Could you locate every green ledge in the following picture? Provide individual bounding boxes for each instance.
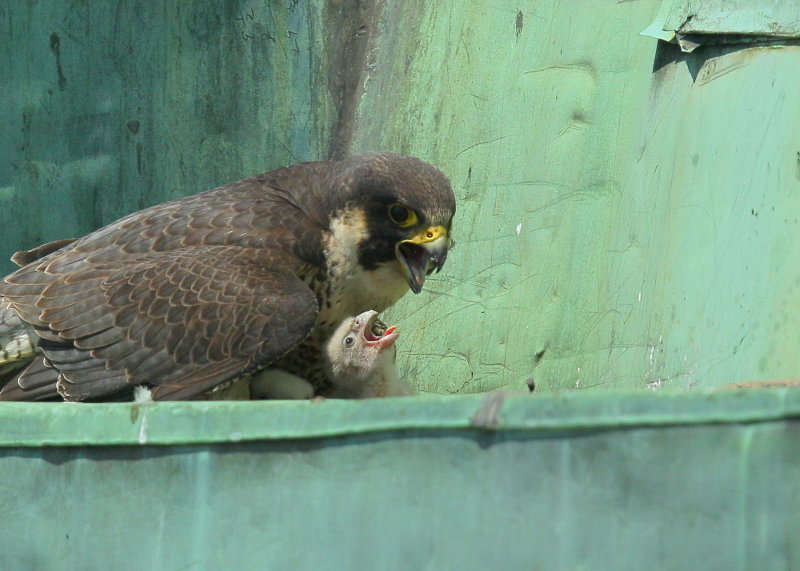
[1,389,799,447]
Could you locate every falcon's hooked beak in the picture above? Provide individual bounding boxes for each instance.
[396,226,449,294]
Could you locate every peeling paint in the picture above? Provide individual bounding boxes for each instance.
[643,0,800,52]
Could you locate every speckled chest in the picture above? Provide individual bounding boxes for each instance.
[274,257,407,393]
[271,266,352,391]
[273,208,410,393]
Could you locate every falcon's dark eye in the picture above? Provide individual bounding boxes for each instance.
[343,334,356,348]
[387,203,418,228]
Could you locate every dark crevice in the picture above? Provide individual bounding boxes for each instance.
[49,32,67,90]
[323,0,383,160]
[653,37,800,79]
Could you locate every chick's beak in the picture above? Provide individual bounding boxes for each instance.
[396,225,449,294]
[362,311,399,351]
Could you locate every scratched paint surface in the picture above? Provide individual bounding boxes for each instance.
[3,1,800,393]
[353,2,800,393]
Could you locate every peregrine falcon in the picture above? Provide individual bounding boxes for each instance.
[0,152,455,401]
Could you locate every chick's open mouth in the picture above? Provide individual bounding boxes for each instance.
[363,314,399,348]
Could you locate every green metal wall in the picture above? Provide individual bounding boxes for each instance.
[2,391,800,569]
[3,0,800,394]
[3,4,800,569]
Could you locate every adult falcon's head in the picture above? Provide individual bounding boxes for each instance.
[321,152,456,297]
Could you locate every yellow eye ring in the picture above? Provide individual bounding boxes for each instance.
[388,203,418,227]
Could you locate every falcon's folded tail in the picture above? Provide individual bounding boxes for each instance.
[0,299,39,374]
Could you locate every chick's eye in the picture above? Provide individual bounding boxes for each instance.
[388,203,418,227]
[343,335,356,348]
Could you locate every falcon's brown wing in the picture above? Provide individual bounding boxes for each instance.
[0,246,318,401]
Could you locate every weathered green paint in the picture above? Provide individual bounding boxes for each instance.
[660,0,800,37]
[3,4,800,569]
[2,0,800,395]
[351,1,800,393]
[1,391,800,569]
[1,1,336,272]
[2,389,800,447]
